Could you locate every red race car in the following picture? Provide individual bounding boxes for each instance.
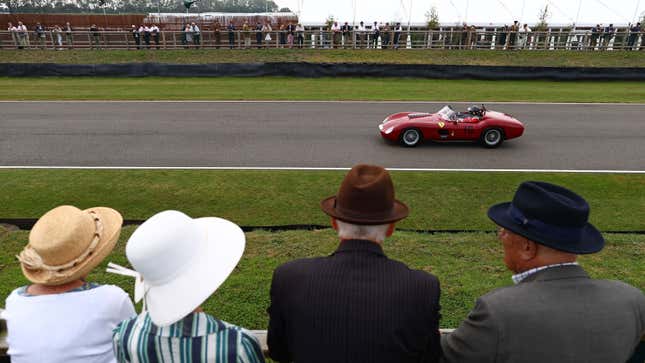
[379,105,524,148]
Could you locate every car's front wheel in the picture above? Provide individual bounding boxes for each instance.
[400,128,422,147]
[480,128,504,148]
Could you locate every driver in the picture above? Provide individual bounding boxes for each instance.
[467,106,484,117]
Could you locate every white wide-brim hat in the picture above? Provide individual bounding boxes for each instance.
[125,210,245,327]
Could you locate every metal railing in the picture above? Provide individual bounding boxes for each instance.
[0,29,643,51]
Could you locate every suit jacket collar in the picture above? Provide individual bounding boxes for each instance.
[333,239,386,257]
[521,264,590,283]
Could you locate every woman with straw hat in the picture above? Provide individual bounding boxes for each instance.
[2,205,136,363]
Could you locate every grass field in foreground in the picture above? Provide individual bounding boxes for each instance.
[1,170,643,231]
[2,77,645,102]
[2,49,645,68]
[0,227,642,329]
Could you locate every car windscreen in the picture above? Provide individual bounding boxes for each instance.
[437,106,456,121]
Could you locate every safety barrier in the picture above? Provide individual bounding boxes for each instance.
[1,29,643,51]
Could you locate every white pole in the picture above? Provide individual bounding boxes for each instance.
[575,0,582,28]
[633,0,642,23]
[520,0,526,23]
[408,0,412,32]
[464,0,469,23]
[352,0,357,27]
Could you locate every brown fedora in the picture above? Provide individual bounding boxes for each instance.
[18,205,123,286]
[320,164,409,225]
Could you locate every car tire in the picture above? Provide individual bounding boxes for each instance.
[400,128,422,147]
[480,128,504,148]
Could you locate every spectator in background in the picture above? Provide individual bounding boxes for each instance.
[131,24,140,49]
[7,22,17,49]
[382,22,391,48]
[498,25,508,49]
[191,22,200,47]
[441,181,645,362]
[508,20,519,50]
[65,22,73,49]
[213,20,221,48]
[331,21,340,48]
[460,23,469,49]
[393,22,402,49]
[150,24,160,49]
[242,21,251,48]
[142,24,151,49]
[341,21,351,48]
[267,164,442,363]
[35,22,46,49]
[16,21,28,49]
[602,23,615,49]
[227,22,235,49]
[183,23,192,48]
[255,22,263,48]
[52,25,63,50]
[372,21,380,48]
[279,23,286,48]
[518,23,531,49]
[287,22,295,48]
[627,22,641,49]
[591,24,601,49]
[90,24,100,49]
[296,23,305,48]
[111,210,265,363]
[357,20,365,48]
[262,22,272,48]
[2,205,135,363]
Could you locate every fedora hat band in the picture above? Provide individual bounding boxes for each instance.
[18,211,103,274]
[508,205,582,242]
[335,199,395,221]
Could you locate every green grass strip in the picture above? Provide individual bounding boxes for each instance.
[1,227,642,329]
[2,49,645,68]
[1,77,645,102]
[0,170,643,231]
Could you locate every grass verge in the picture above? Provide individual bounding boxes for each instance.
[1,77,645,102]
[1,227,643,329]
[1,49,644,68]
[0,170,643,231]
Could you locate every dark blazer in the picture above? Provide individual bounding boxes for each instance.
[267,239,441,363]
[441,265,645,363]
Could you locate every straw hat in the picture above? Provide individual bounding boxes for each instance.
[125,210,245,327]
[18,205,123,286]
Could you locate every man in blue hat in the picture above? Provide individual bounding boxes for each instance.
[441,181,645,363]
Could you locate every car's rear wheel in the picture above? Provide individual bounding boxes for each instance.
[480,128,504,148]
[400,128,422,147]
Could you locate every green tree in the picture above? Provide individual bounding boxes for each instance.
[425,6,439,29]
[535,4,550,31]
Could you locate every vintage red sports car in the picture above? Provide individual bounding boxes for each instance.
[378,105,524,148]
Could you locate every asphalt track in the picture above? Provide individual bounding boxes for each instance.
[1,101,644,171]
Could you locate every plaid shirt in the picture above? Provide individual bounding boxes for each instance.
[113,312,264,363]
[512,262,579,284]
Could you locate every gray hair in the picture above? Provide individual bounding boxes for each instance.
[336,220,390,243]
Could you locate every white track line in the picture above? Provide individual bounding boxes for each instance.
[1,100,645,106]
[0,166,643,173]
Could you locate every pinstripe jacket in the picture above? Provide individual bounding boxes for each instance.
[267,239,442,363]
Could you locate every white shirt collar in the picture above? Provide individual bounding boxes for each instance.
[512,262,579,284]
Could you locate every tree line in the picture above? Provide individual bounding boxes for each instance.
[3,0,290,14]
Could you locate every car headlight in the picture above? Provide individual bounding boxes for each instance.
[381,117,389,124]
[384,127,394,134]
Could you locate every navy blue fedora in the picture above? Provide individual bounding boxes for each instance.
[487,181,604,254]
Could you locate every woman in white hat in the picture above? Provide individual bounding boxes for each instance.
[111,210,264,363]
[2,205,136,363]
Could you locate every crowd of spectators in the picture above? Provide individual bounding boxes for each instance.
[2,19,644,50]
[1,164,644,363]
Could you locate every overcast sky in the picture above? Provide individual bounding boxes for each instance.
[275,0,644,26]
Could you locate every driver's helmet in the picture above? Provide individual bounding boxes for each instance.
[467,106,483,117]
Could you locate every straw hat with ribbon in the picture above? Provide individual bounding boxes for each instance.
[107,210,245,327]
[18,205,123,286]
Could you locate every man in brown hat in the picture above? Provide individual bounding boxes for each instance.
[267,164,441,363]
